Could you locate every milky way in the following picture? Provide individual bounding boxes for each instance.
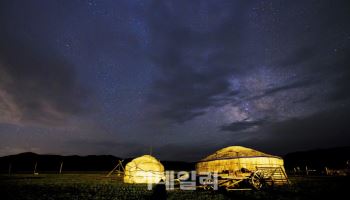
[0,0,350,161]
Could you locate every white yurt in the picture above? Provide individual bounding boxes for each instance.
[124,155,165,184]
[196,146,288,184]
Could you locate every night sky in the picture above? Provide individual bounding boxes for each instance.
[1,0,350,161]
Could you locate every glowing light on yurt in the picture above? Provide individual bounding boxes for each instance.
[196,146,288,184]
[124,155,165,184]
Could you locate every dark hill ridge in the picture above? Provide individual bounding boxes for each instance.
[283,146,350,169]
[0,152,121,172]
[0,152,195,173]
[0,146,349,173]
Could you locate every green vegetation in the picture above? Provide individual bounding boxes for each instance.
[0,174,349,200]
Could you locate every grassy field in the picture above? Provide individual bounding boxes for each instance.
[0,173,349,200]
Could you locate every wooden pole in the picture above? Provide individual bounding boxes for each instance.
[119,160,125,172]
[34,162,37,174]
[117,160,125,176]
[106,160,124,177]
[305,166,308,176]
[59,161,63,174]
[106,163,119,177]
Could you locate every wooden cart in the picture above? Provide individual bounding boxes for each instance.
[197,166,289,191]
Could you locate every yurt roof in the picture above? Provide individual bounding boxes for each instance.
[125,155,164,171]
[200,146,282,162]
[130,155,160,163]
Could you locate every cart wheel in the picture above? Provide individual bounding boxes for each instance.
[249,170,264,190]
[204,185,214,190]
[203,178,214,190]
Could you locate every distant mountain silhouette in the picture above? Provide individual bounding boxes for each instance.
[1,146,349,173]
[283,146,350,170]
[0,152,121,173]
[0,153,194,173]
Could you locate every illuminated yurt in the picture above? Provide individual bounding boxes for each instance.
[196,146,287,182]
[124,155,165,184]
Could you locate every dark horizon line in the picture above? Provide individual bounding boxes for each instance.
[2,145,350,161]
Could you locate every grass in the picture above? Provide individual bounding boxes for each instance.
[0,173,349,200]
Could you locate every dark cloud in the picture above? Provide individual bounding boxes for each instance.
[277,46,316,67]
[0,8,90,125]
[248,104,350,154]
[151,67,234,123]
[241,79,316,104]
[292,95,313,104]
[264,79,315,95]
[1,0,350,160]
[147,1,252,123]
[220,120,266,132]
[328,47,350,102]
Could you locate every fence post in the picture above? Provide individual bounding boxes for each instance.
[59,161,63,174]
